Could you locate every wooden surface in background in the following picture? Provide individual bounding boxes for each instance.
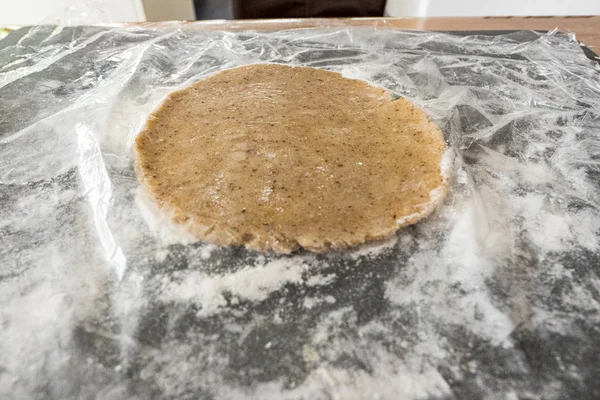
[129,16,600,52]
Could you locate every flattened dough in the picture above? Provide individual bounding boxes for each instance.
[135,64,447,253]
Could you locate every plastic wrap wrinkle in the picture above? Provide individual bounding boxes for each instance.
[1,25,600,399]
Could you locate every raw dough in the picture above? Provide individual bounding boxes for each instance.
[135,64,447,253]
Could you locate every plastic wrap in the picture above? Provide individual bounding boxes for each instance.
[1,25,600,399]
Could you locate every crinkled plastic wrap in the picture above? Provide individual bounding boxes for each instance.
[1,24,600,399]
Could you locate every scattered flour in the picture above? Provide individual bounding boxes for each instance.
[260,186,273,202]
[155,249,169,262]
[347,237,398,259]
[386,190,516,347]
[306,274,337,287]
[200,244,218,260]
[303,297,319,310]
[162,258,310,316]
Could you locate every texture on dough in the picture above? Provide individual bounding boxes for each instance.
[135,64,447,253]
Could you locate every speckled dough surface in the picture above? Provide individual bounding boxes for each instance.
[135,64,447,253]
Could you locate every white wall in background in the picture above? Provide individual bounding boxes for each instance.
[0,0,146,25]
[386,0,600,17]
[142,0,195,22]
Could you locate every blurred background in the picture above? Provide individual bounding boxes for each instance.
[0,0,599,25]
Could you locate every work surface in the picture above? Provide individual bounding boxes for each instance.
[1,23,600,399]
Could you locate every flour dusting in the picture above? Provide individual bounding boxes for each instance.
[162,258,310,316]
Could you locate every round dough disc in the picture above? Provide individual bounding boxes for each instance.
[135,64,447,253]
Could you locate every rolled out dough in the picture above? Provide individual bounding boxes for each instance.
[135,64,447,253]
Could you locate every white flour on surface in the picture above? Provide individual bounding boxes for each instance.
[162,258,310,316]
